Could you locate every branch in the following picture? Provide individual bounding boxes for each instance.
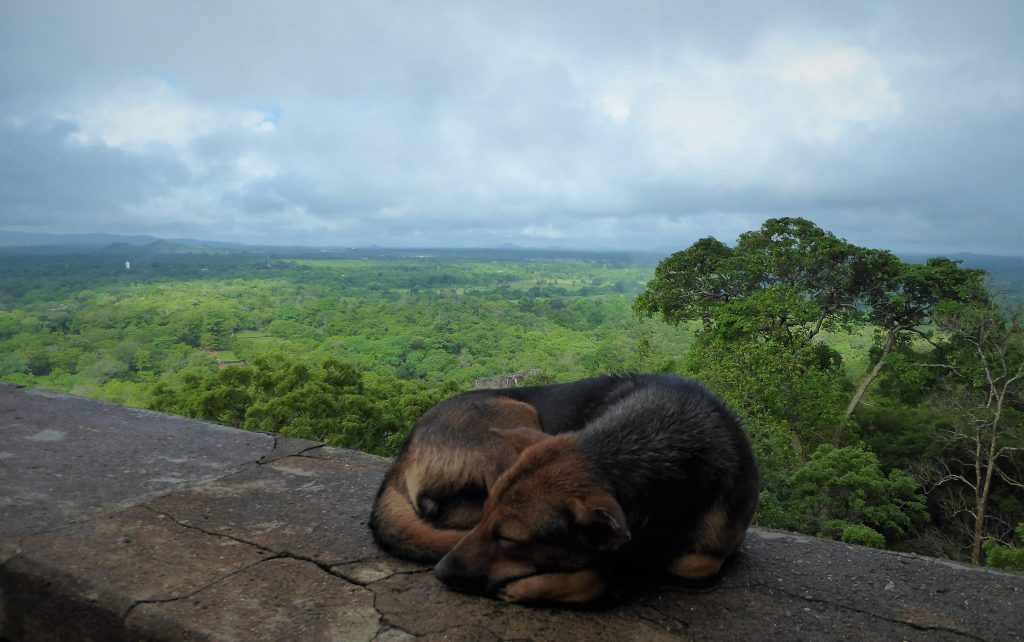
[910,327,943,350]
[994,466,1024,489]
[922,463,977,493]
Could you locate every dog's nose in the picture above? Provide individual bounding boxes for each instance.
[434,553,487,594]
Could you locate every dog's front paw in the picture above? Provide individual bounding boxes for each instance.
[497,569,607,605]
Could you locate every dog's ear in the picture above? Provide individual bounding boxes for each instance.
[482,426,551,487]
[571,493,631,551]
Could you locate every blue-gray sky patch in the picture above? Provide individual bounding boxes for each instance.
[0,1,1021,254]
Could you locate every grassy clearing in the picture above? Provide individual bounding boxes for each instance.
[823,325,877,380]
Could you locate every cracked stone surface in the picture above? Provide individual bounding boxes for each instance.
[0,384,282,544]
[147,449,402,569]
[126,558,380,641]
[1,506,272,641]
[2,384,1024,641]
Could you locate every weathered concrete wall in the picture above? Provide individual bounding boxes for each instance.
[1,384,1022,641]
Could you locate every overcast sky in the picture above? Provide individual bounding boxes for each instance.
[1,1,1021,254]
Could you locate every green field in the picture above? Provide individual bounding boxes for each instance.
[0,250,689,404]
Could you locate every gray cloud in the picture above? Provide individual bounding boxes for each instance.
[0,1,1021,254]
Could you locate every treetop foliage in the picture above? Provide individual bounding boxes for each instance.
[634,217,988,343]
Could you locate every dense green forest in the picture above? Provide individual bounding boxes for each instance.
[1,220,1021,571]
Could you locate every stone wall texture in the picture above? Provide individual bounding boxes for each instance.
[1,384,1022,641]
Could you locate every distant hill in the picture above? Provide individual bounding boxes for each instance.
[0,231,247,254]
[1,230,1018,276]
[0,231,666,264]
[899,252,1023,303]
[0,231,161,248]
[898,251,1024,269]
[0,230,247,251]
[98,240,233,256]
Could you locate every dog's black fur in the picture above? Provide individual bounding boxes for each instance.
[432,374,760,603]
[575,375,759,568]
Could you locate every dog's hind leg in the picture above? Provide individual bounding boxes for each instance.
[668,501,748,581]
[666,553,724,581]
[498,569,607,605]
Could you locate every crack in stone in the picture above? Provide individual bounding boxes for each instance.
[371,584,423,640]
[359,567,434,587]
[256,435,281,464]
[765,583,988,641]
[634,603,691,636]
[295,444,327,457]
[255,437,325,465]
[136,506,393,641]
[140,504,417,599]
[141,504,279,555]
[141,505,350,583]
[121,553,286,621]
[366,577,506,642]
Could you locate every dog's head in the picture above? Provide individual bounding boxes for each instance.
[434,436,630,602]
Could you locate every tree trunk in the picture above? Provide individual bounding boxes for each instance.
[835,328,898,445]
[845,328,897,418]
[970,429,999,565]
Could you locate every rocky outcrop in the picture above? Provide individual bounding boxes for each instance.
[472,369,543,389]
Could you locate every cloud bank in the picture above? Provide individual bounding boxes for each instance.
[1,1,1021,254]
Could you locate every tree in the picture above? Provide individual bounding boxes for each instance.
[148,352,463,456]
[635,218,993,447]
[845,254,988,420]
[634,218,866,344]
[0,311,20,338]
[921,304,1024,564]
[983,522,1024,572]
[635,218,867,448]
[781,444,929,548]
[685,331,847,459]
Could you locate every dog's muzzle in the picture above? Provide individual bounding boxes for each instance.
[434,553,489,595]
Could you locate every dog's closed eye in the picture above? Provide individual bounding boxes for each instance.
[491,526,526,545]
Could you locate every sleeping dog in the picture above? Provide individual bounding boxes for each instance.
[369,375,643,561]
[372,374,759,604]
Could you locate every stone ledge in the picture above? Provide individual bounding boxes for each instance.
[1,383,1022,641]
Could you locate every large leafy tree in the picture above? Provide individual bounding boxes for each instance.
[634,217,867,344]
[635,218,868,449]
[846,253,988,420]
[635,217,988,446]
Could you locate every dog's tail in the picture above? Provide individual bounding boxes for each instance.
[369,481,467,562]
[369,395,551,562]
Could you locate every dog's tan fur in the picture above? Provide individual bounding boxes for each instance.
[369,394,549,562]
